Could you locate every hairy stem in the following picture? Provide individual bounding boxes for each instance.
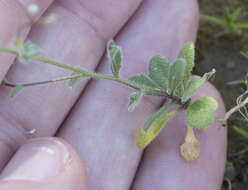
[0,46,184,105]
[2,74,83,87]
[217,96,248,123]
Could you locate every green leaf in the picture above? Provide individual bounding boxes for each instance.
[224,8,232,22]
[68,71,86,88]
[231,8,241,22]
[182,77,204,103]
[225,161,233,168]
[200,14,225,27]
[19,42,40,64]
[168,58,186,93]
[241,51,248,60]
[181,69,216,101]
[128,74,159,89]
[128,91,143,112]
[178,43,195,86]
[13,39,23,49]
[186,96,218,128]
[232,126,248,140]
[11,85,24,98]
[136,102,178,148]
[107,40,122,78]
[149,55,170,89]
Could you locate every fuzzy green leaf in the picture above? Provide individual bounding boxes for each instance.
[11,85,24,98]
[128,74,159,89]
[107,40,122,78]
[182,77,204,103]
[186,96,218,128]
[13,39,23,49]
[136,103,178,148]
[178,43,195,86]
[182,69,216,102]
[128,91,143,112]
[149,55,170,89]
[168,58,186,93]
[19,42,40,64]
[68,71,86,88]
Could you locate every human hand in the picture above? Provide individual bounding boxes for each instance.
[0,0,226,189]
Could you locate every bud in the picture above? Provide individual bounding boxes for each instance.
[180,126,200,162]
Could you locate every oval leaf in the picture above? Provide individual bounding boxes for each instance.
[149,55,170,89]
[128,91,143,112]
[168,58,186,93]
[136,103,178,148]
[128,74,159,90]
[19,42,40,64]
[178,43,195,86]
[68,71,86,88]
[186,96,218,128]
[182,77,204,103]
[11,85,24,98]
[107,40,122,78]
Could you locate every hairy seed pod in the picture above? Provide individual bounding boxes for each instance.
[180,126,200,162]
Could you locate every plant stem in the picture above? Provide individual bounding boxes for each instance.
[0,46,184,105]
[227,79,247,86]
[223,177,232,190]
[2,74,83,87]
[216,96,248,123]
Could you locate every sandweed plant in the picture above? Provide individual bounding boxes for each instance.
[200,8,248,37]
[0,8,247,162]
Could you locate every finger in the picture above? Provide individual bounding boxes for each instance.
[131,83,227,190]
[0,0,54,81]
[0,137,88,190]
[0,0,142,169]
[57,0,199,189]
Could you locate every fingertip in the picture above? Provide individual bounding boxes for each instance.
[0,137,88,190]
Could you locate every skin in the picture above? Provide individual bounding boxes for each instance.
[0,0,226,189]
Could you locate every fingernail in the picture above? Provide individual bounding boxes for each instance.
[0,137,70,182]
[21,0,54,22]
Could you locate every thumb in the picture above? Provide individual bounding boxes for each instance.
[0,137,88,190]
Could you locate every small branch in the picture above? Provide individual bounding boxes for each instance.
[223,177,232,190]
[0,46,185,105]
[227,79,247,86]
[217,95,248,123]
[0,47,18,55]
[2,74,83,87]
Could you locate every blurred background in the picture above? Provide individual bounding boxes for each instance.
[197,0,248,189]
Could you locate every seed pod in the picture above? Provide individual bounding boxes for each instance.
[180,126,200,162]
